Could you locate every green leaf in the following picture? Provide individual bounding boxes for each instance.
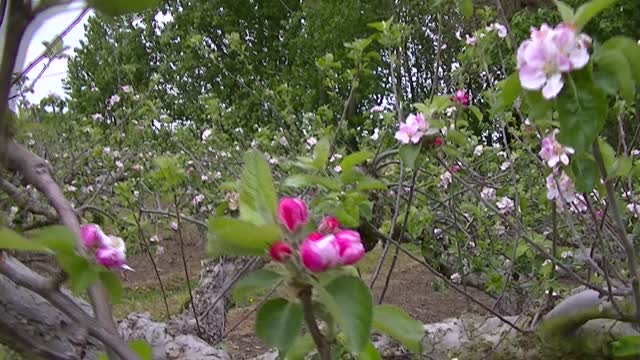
[336,207,360,228]
[33,225,76,255]
[555,1,575,23]
[399,144,420,169]
[208,218,281,257]
[239,150,278,226]
[313,138,331,170]
[358,341,382,360]
[99,270,124,304]
[468,106,483,123]
[458,0,473,18]
[571,154,599,192]
[611,335,640,356]
[285,174,341,191]
[498,73,522,111]
[255,298,304,353]
[523,90,552,124]
[88,0,157,16]
[447,129,468,147]
[341,151,373,183]
[601,37,640,84]
[593,48,635,102]
[355,178,387,192]
[611,155,633,178]
[128,339,153,360]
[0,227,46,252]
[317,276,373,354]
[372,304,423,354]
[598,137,616,174]
[574,0,619,30]
[62,256,99,294]
[285,334,315,360]
[556,83,607,154]
[232,269,283,303]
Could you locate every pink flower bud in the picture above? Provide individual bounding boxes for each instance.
[451,164,461,173]
[334,230,365,265]
[269,241,293,262]
[318,216,340,234]
[596,210,604,219]
[300,233,340,272]
[452,90,470,106]
[95,248,126,269]
[433,137,444,147]
[81,224,104,248]
[300,230,365,272]
[277,197,308,232]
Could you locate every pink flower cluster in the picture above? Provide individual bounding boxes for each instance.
[395,113,428,144]
[451,90,470,107]
[270,198,365,272]
[81,224,133,271]
[517,23,590,99]
[539,130,574,168]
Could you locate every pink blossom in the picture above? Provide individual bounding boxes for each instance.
[539,130,574,168]
[481,187,496,201]
[318,216,341,234]
[201,129,212,141]
[170,222,179,231]
[433,137,444,147]
[300,230,365,272]
[465,34,477,46]
[451,164,461,173]
[452,90,470,106]
[95,248,126,269]
[596,210,604,219]
[277,197,308,232]
[395,113,428,144]
[517,23,590,99]
[496,197,515,214]
[440,171,452,188]
[627,203,640,218]
[108,95,120,106]
[269,241,293,262]
[371,105,384,113]
[81,224,106,248]
[546,172,576,204]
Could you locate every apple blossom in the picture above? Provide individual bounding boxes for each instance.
[371,128,380,141]
[306,137,317,147]
[473,145,484,156]
[517,23,590,99]
[108,94,120,106]
[440,171,453,188]
[496,196,515,214]
[395,112,428,144]
[300,230,365,272]
[96,248,126,269]
[277,197,308,232]
[451,164,461,173]
[539,130,574,168]
[269,241,293,262]
[318,216,341,234]
[627,203,640,218]
[480,187,496,201]
[91,113,104,122]
[465,34,477,46]
[452,90,470,106]
[170,222,179,231]
[546,172,576,204]
[81,224,106,248]
[370,105,384,112]
[201,129,212,141]
[450,273,462,284]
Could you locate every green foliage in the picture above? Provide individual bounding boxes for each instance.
[232,269,283,303]
[256,298,304,354]
[610,335,640,357]
[100,270,124,304]
[0,227,47,252]
[88,0,157,16]
[372,304,424,354]
[207,218,281,257]
[239,151,278,226]
[556,81,608,154]
[399,145,420,169]
[317,276,373,354]
[574,0,620,30]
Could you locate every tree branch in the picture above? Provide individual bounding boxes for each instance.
[4,140,126,358]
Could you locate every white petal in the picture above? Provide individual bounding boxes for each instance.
[542,73,564,99]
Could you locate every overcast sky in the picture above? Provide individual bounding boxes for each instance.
[22,7,91,103]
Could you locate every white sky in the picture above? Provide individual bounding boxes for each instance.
[22,8,91,103]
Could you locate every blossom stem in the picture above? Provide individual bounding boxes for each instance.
[592,141,640,321]
[299,286,331,360]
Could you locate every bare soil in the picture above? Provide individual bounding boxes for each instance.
[120,233,493,359]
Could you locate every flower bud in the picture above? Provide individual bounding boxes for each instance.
[277,197,308,232]
[81,224,104,248]
[300,233,340,273]
[334,230,365,265]
[269,241,293,262]
[452,90,470,106]
[95,248,126,269]
[318,216,340,234]
[451,164,461,173]
[433,137,444,147]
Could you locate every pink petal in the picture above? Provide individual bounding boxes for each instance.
[519,65,546,90]
[542,73,564,99]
